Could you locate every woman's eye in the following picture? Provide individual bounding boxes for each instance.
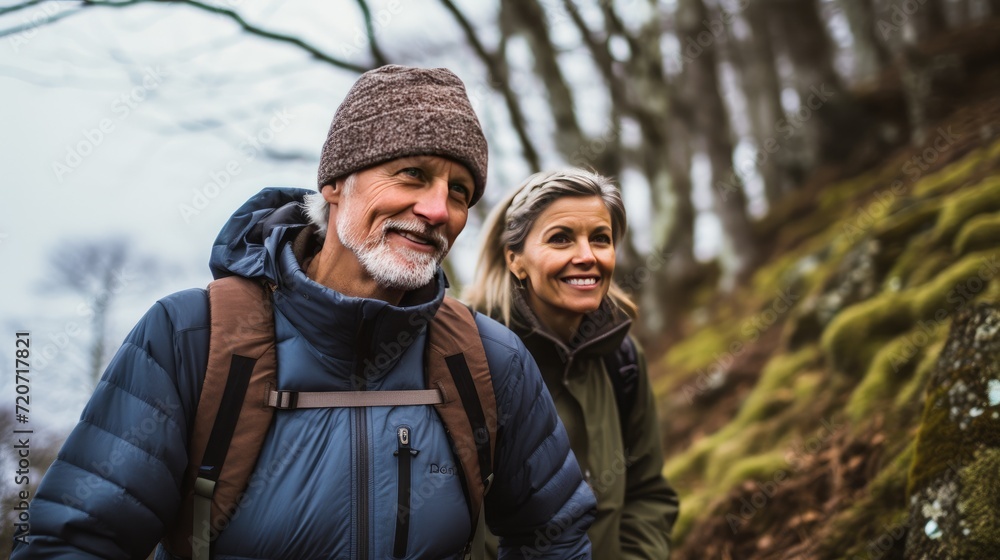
[593,234,612,244]
[548,233,570,244]
[401,167,422,179]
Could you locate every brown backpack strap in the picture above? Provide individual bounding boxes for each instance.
[163,276,277,559]
[426,296,498,530]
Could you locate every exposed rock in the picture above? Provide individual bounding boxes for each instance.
[905,304,1000,558]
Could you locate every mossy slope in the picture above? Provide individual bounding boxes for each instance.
[657,101,1000,559]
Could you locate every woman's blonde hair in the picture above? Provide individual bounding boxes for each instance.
[465,168,637,325]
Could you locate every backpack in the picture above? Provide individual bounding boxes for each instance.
[162,276,497,560]
[603,335,640,441]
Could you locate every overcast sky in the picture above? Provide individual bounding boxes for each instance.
[0,0,705,435]
[0,0,528,433]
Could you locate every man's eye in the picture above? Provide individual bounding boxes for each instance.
[450,183,471,201]
[401,167,423,179]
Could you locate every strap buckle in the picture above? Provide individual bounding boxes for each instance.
[272,390,298,410]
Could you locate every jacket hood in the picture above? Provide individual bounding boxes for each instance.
[210,187,315,282]
[208,187,446,378]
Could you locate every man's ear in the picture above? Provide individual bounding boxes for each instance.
[506,249,526,280]
[321,182,342,204]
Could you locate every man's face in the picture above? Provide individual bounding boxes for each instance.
[332,155,473,291]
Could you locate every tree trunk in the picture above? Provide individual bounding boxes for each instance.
[729,1,798,205]
[503,0,587,161]
[677,0,759,278]
[662,109,700,291]
[836,0,892,84]
[907,0,947,42]
[561,0,626,177]
[769,0,869,168]
[439,0,541,171]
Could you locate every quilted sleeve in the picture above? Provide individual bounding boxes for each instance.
[11,291,208,559]
[478,318,597,560]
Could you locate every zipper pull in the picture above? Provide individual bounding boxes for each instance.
[393,425,417,558]
[394,426,419,457]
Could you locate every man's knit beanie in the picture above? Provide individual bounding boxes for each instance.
[317,65,488,205]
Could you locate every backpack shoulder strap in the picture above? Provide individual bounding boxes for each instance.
[603,334,640,440]
[163,276,277,560]
[426,296,497,531]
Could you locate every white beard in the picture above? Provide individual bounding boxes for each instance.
[336,202,448,292]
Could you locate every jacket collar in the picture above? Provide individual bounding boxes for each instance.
[508,288,632,375]
[216,193,446,382]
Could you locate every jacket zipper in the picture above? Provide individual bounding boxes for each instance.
[354,317,375,560]
[393,425,417,558]
[356,407,369,559]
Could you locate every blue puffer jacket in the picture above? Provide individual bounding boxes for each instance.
[12,187,596,560]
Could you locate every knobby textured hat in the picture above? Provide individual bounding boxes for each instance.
[317,65,489,205]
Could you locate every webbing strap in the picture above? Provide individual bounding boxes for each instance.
[604,336,640,439]
[194,354,256,560]
[267,389,444,409]
[444,353,494,494]
[192,478,215,560]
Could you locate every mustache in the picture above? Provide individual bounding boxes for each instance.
[382,220,449,253]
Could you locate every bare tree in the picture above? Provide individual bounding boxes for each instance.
[45,238,161,386]
[677,0,759,276]
[0,406,62,558]
[836,0,893,84]
[4,0,996,331]
[726,0,800,204]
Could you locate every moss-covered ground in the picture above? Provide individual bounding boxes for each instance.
[654,95,1000,558]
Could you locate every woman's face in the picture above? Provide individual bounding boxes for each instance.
[507,196,616,334]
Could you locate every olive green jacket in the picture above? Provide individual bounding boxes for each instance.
[477,294,679,559]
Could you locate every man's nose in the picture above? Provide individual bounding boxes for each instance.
[413,179,450,226]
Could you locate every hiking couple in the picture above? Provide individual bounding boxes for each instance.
[12,65,677,560]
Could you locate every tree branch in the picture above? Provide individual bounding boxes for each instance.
[152,0,371,73]
[0,5,90,39]
[439,0,540,171]
[2,0,373,74]
[0,0,48,17]
[505,0,586,161]
[354,0,389,66]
